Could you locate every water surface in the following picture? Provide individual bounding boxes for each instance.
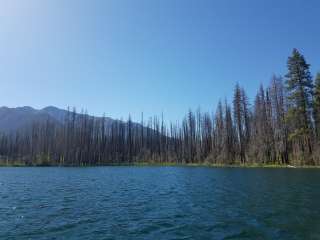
[1,167,320,239]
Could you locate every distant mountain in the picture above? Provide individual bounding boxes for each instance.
[0,106,117,134]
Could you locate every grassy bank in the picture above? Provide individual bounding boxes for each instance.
[131,162,320,169]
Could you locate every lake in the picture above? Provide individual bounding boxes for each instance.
[0,167,320,239]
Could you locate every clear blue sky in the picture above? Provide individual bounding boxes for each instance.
[1,0,320,122]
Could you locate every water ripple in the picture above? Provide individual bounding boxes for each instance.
[0,167,320,239]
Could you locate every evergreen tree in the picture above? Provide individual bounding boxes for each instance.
[285,48,314,162]
[313,73,320,140]
[233,84,245,163]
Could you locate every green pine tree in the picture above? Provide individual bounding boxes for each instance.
[314,73,320,140]
[285,49,314,161]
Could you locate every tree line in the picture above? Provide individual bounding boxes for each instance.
[1,49,320,166]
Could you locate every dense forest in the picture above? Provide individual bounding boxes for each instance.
[1,49,320,166]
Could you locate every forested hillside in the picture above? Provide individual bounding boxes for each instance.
[1,49,320,166]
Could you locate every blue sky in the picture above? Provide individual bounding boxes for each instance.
[1,0,320,122]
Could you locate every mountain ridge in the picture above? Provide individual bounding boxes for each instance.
[0,106,118,134]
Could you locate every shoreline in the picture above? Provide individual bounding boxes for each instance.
[0,162,319,169]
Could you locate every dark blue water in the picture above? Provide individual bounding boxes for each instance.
[1,167,320,240]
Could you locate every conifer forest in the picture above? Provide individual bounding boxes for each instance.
[1,49,320,166]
